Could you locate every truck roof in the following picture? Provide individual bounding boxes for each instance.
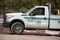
[34,6,48,8]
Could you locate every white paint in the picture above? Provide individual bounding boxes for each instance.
[24,30,36,33]
[45,30,60,35]
[0,19,3,23]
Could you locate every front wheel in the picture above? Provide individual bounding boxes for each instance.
[10,22,24,34]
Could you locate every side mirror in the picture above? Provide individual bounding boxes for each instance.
[29,13,36,16]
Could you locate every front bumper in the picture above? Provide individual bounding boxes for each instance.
[3,21,10,27]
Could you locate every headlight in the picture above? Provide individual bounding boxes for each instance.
[6,15,13,20]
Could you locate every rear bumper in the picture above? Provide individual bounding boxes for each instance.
[3,21,10,27]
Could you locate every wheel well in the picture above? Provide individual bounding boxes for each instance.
[10,19,25,28]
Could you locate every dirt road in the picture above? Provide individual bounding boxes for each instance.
[0,33,60,40]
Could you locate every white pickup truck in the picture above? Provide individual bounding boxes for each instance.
[3,6,60,34]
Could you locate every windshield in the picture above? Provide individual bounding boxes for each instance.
[24,7,35,15]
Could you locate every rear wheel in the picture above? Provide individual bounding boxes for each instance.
[10,22,24,34]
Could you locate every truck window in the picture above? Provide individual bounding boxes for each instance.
[29,8,45,16]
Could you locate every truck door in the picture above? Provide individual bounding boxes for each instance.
[25,7,48,29]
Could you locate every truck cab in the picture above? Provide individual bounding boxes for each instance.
[3,6,60,34]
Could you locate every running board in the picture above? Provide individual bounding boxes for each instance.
[48,29,60,31]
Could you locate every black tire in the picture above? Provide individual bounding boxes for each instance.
[10,22,24,34]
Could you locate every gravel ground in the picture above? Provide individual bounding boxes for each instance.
[0,34,60,40]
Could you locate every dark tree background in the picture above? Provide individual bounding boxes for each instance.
[0,0,60,15]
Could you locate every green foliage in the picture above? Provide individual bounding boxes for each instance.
[4,0,42,13]
[0,0,60,14]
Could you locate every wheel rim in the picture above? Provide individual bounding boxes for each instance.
[13,24,22,33]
